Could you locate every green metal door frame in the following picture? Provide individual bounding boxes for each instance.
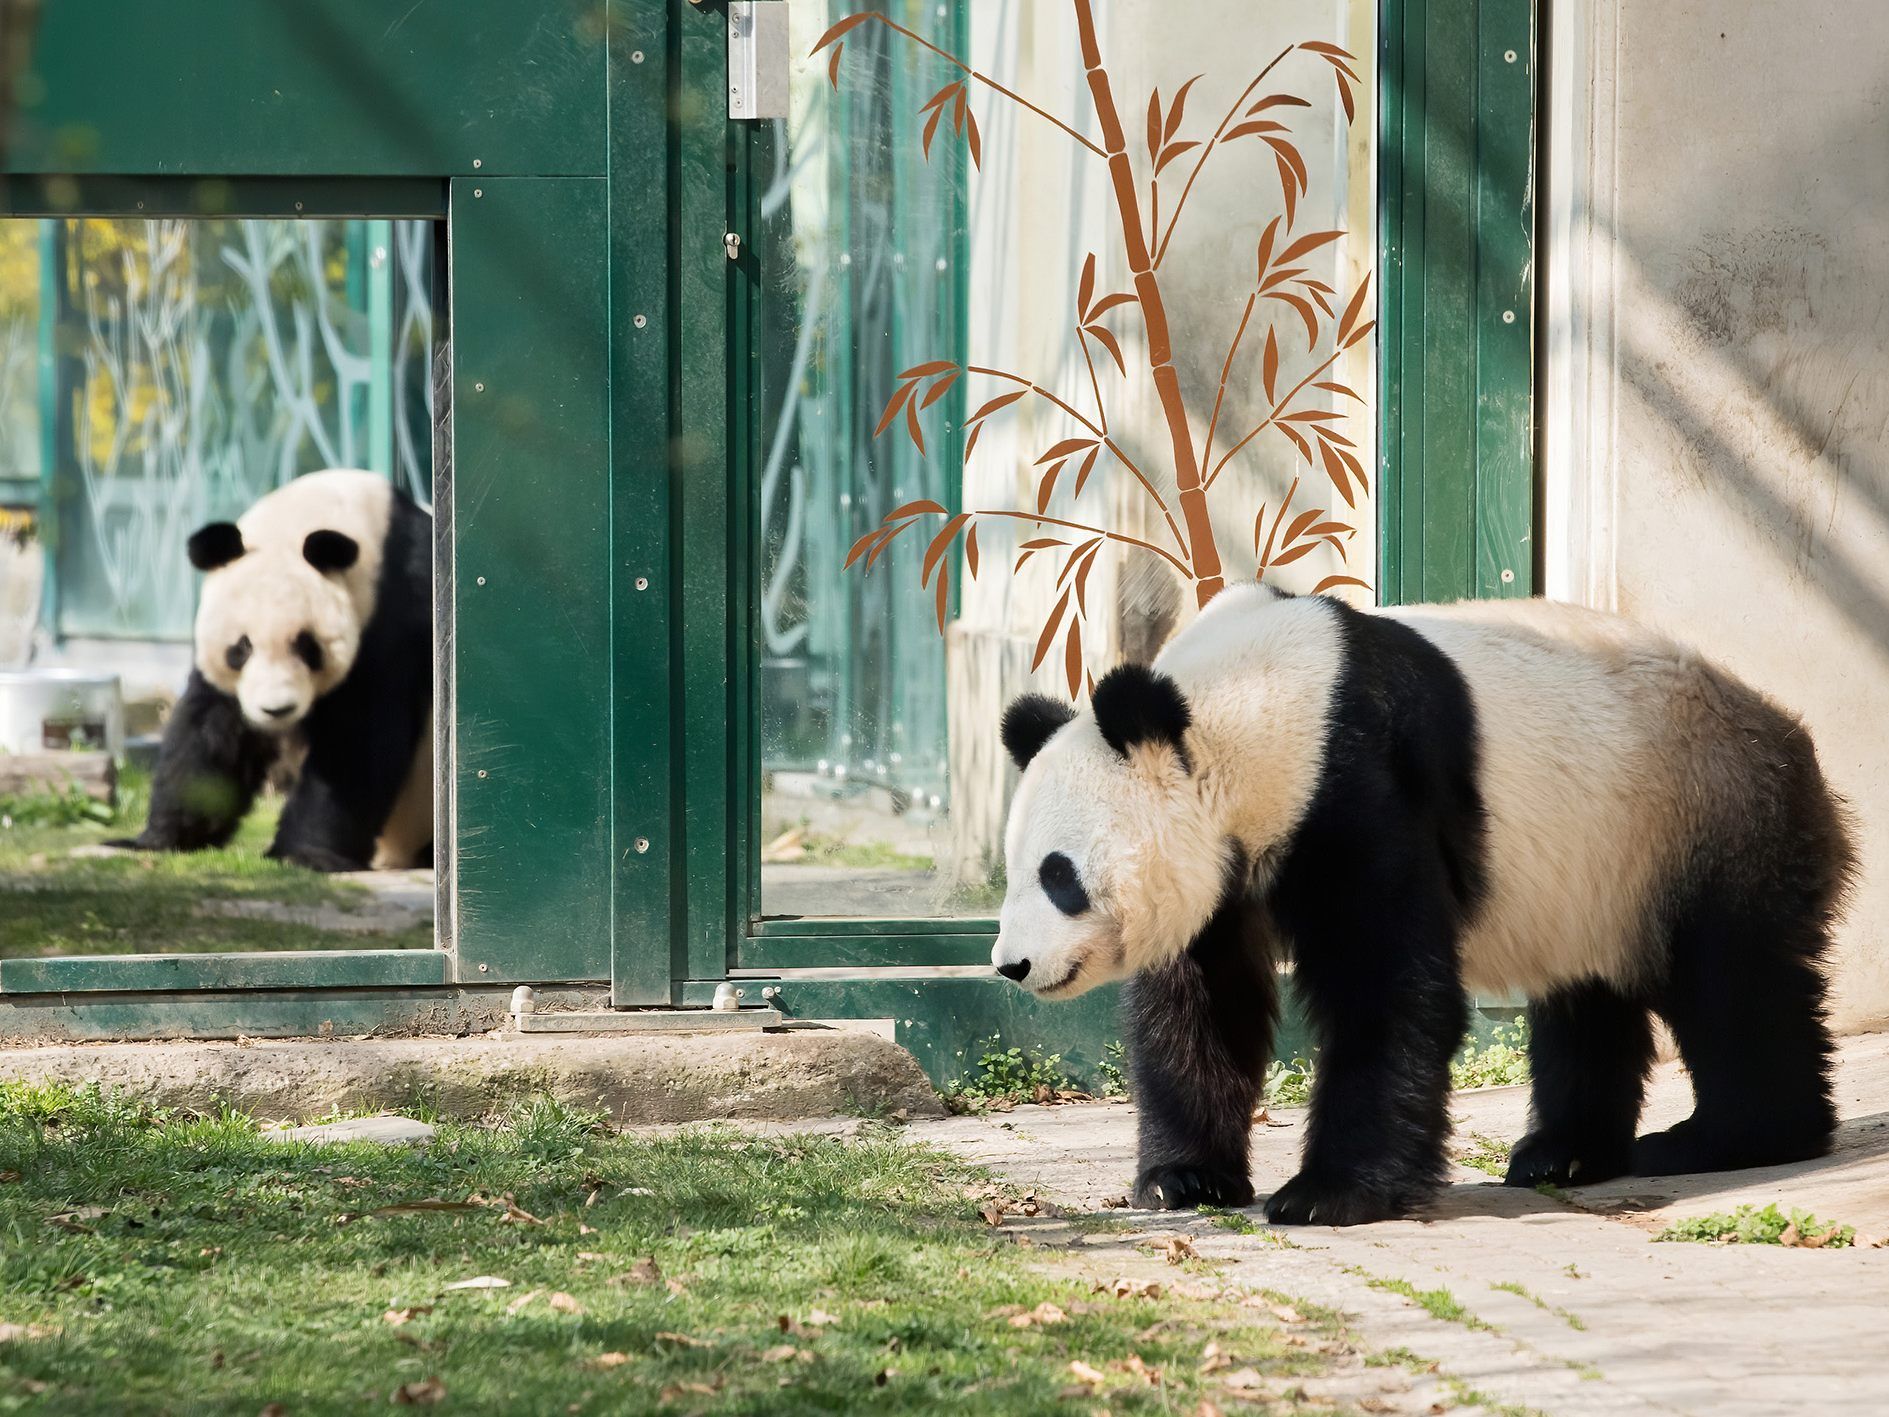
[0,0,1536,1087]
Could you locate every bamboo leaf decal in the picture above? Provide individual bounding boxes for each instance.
[1262,325,1280,403]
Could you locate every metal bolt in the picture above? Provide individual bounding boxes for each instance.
[634,837,650,854]
[476,575,486,586]
[633,313,647,329]
[472,157,483,169]
[634,576,649,591]
[1501,568,1516,584]
[1504,48,1518,63]
[631,49,645,63]
[1502,309,1516,324]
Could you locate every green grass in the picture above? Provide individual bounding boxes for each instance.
[1656,1203,1855,1248]
[1457,1133,1513,1177]
[944,1040,1079,1110]
[0,767,431,958]
[1450,1016,1532,1091]
[1490,1280,1586,1330]
[1359,1274,1495,1333]
[0,1085,1345,1415]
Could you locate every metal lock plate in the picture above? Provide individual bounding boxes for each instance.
[728,2,790,121]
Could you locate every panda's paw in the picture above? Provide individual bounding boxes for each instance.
[1505,1130,1630,1189]
[1263,1171,1404,1227]
[1132,1164,1254,1212]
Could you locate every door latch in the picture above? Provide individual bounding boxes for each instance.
[727,2,790,120]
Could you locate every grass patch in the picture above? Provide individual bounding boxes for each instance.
[1263,1057,1316,1108]
[1489,1280,1586,1330]
[1456,1134,1512,1177]
[0,1085,1342,1415]
[0,767,431,958]
[1656,1203,1855,1248]
[1359,1274,1495,1333]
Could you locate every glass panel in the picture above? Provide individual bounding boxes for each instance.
[758,0,1376,921]
[0,215,441,961]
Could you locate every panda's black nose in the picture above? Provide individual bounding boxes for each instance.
[996,959,1031,982]
[262,704,296,720]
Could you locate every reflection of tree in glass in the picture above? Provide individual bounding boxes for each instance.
[820,0,1373,698]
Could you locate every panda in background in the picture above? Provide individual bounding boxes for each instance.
[995,584,1854,1226]
[113,470,433,873]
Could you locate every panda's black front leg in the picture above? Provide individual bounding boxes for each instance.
[110,671,275,853]
[1266,890,1466,1226]
[1127,891,1275,1212]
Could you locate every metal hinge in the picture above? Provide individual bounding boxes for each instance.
[727,2,790,120]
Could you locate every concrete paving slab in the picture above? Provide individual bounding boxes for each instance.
[911,1032,1889,1416]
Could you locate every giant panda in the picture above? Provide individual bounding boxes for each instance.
[114,469,433,873]
[994,584,1854,1226]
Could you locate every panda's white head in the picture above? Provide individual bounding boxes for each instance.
[187,521,364,733]
[992,666,1233,999]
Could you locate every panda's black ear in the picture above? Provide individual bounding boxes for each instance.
[187,522,245,572]
[1092,664,1191,768]
[1002,693,1076,770]
[303,530,360,575]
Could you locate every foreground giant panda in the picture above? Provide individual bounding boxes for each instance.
[115,470,433,872]
[995,585,1854,1225]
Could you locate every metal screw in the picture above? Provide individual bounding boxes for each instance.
[1504,48,1518,63]
[477,769,488,778]
[633,313,647,328]
[634,837,650,854]
[1502,309,1516,324]
[473,188,483,198]
[476,575,486,586]
[1501,568,1516,584]
[135,200,145,211]
[478,963,489,973]
[293,201,303,212]
[762,986,782,1002]
[472,157,483,169]
[631,49,645,63]
[474,381,485,392]
[634,576,649,591]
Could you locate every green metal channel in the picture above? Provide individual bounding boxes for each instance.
[0,951,447,995]
[0,175,447,218]
[449,175,613,982]
[755,916,998,938]
[1378,0,1537,605]
[737,935,996,970]
[10,1,605,179]
[608,0,678,1007]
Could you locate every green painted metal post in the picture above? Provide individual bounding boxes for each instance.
[366,217,395,476]
[34,218,60,639]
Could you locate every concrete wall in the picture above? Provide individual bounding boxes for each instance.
[1545,0,1889,1027]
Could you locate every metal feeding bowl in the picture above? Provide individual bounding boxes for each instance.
[0,668,125,762]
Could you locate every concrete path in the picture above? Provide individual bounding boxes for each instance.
[910,1032,1889,1416]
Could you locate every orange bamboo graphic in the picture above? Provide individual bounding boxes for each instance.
[818,1,1372,698]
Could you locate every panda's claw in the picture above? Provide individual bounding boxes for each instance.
[1263,1171,1405,1227]
[1132,1164,1254,1212]
[1504,1130,1630,1189]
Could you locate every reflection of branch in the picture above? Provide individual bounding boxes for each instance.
[1153,44,1293,269]
[838,13,1104,157]
[1203,346,1344,490]
[966,363,1187,555]
[969,508,1191,577]
[1076,325,1107,436]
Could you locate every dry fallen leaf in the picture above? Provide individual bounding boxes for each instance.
[1360,1399,1398,1413]
[548,1292,585,1315]
[659,1380,721,1401]
[382,1306,433,1327]
[762,1344,801,1363]
[45,1207,106,1234]
[391,1376,447,1405]
[1779,1222,1801,1247]
[0,1323,56,1343]
[496,1193,544,1226]
[1198,1401,1225,1417]
[804,1308,840,1328]
[1007,1301,1067,1330]
[1119,1354,1161,1386]
[1101,1195,1130,1209]
[1222,1368,1266,1392]
[614,1257,663,1287]
[0,1170,20,1183]
[1159,1236,1198,1265]
[442,1276,510,1292]
[978,1201,1005,1227]
[370,1199,484,1219]
[1095,1277,1163,1300]
[579,1224,598,1236]
[260,1404,287,1417]
[1265,1301,1304,1324]
[1069,1361,1107,1384]
[587,1352,630,1370]
[505,1290,545,1316]
[1199,1341,1229,1374]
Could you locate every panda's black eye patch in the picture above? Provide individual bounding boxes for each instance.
[225,635,251,671]
[1039,851,1090,917]
[292,631,325,672]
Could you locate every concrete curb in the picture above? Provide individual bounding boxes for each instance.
[0,1028,947,1125]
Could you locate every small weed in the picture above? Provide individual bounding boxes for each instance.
[0,782,119,828]
[1657,1202,1855,1248]
[1364,1346,1438,1373]
[1452,1015,1532,1090]
[944,1038,1075,1108]
[1457,1133,1512,1177]
[1263,1056,1316,1107]
[1097,1041,1130,1099]
[1490,1280,1586,1330]
[1535,1182,1573,1204]
[1200,1205,1262,1235]
[1564,1262,1586,1279]
[1446,1378,1546,1417]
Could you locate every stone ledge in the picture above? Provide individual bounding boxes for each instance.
[0,1028,946,1125]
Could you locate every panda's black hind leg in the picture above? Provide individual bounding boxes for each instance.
[1504,980,1652,1189]
[1635,897,1838,1177]
[1126,887,1274,1213]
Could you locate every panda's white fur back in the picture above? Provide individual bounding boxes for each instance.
[1156,587,1779,998]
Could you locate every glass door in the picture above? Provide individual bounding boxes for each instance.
[748,0,1378,945]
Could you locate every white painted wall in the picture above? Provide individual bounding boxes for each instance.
[1545,0,1889,1027]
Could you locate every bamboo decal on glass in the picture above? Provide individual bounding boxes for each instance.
[820,1,1373,698]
